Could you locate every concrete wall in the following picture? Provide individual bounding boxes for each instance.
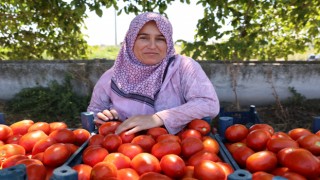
[1,60,320,106]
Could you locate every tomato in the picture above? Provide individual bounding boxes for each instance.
[187,119,211,136]
[0,124,13,141]
[21,162,47,180]
[32,152,44,162]
[88,134,104,146]
[117,143,143,159]
[82,146,108,167]
[65,143,79,154]
[43,143,71,167]
[246,150,277,173]
[103,152,131,169]
[181,137,204,158]
[49,128,76,144]
[101,134,122,152]
[225,124,249,142]
[10,120,34,135]
[180,129,202,140]
[90,162,117,180]
[139,172,172,180]
[156,134,181,143]
[28,122,50,135]
[183,166,194,178]
[249,124,274,135]
[18,130,48,153]
[117,168,139,180]
[246,129,271,151]
[160,154,185,178]
[73,128,91,146]
[49,122,68,133]
[281,172,307,180]
[278,147,320,178]
[31,137,57,155]
[297,134,320,156]
[225,142,246,154]
[131,152,161,175]
[288,128,312,140]
[5,134,22,144]
[131,135,156,152]
[266,137,299,153]
[151,140,181,159]
[270,131,292,140]
[0,144,26,160]
[316,130,320,136]
[98,121,121,136]
[188,150,221,166]
[1,154,28,169]
[194,160,226,180]
[216,162,234,178]
[119,131,135,143]
[202,136,220,154]
[146,127,168,139]
[252,171,274,180]
[72,164,92,180]
[231,146,255,168]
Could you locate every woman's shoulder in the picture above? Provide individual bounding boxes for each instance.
[96,68,114,84]
[175,54,201,70]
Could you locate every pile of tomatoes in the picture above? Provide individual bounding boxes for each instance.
[224,123,320,180]
[0,120,91,180]
[71,119,235,180]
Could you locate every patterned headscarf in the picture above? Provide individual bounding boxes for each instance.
[111,12,176,106]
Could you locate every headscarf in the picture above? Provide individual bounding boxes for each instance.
[111,12,176,106]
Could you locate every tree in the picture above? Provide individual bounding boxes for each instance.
[1,0,319,60]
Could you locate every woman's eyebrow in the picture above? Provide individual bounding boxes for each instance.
[137,33,164,37]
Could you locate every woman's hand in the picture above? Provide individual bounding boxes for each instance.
[94,109,119,126]
[115,114,164,135]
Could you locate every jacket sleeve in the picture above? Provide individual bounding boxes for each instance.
[155,57,220,134]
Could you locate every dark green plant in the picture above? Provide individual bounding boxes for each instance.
[283,87,306,107]
[5,77,90,124]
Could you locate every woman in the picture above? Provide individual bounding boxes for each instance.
[87,12,219,135]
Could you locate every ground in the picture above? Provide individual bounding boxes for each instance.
[1,99,320,133]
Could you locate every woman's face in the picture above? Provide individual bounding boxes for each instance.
[133,21,167,65]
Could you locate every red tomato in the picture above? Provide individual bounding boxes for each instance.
[28,122,50,135]
[151,140,181,159]
[216,162,234,178]
[117,168,139,180]
[49,128,76,144]
[270,131,292,140]
[131,153,161,175]
[139,172,172,180]
[0,124,13,141]
[0,144,26,160]
[187,119,211,136]
[146,127,168,139]
[117,143,143,159]
[297,134,320,155]
[194,160,226,180]
[160,154,186,178]
[281,171,307,180]
[1,154,28,169]
[288,128,312,140]
[82,146,108,167]
[180,129,202,140]
[31,152,44,162]
[316,130,320,136]
[156,134,181,143]
[90,162,117,180]
[278,147,320,178]
[202,136,220,154]
[252,171,274,180]
[266,137,299,153]
[103,152,131,169]
[188,149,221,166]
[72,164,92,180]
[21,161,47,180]
[98,121,121,136]
[32,137,57,155]
[232,146,255,168]
[49,122,68,133]
[131,135,156,152]
[5,134,22,144]
[101,134,122,152]
[73,128,91,146]
[246,129,271,151]
[19,130,48,153]
[225,124,249,142]
[65,143,79,154]
[43,143,71,167]
[225,142,247,154]
[118,131,135,143]
[183,166,195,178]
[88,134,104,146]
[249,124,274,135]
[181,137,204,158]
[10,120,34,135]
[246,150,278,173]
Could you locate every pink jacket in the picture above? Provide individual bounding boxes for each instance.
[87,55,220,134]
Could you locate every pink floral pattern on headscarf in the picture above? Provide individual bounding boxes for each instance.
[111,12,176,104]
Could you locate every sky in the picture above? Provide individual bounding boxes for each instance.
[82,1,204,46]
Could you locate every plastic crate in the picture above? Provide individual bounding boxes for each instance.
[0,112,5,124]
[312,116,320,133]
[0,164,26,180]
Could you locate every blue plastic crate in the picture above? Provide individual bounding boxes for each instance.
[0,112,5,124]
[219,105,261,126]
